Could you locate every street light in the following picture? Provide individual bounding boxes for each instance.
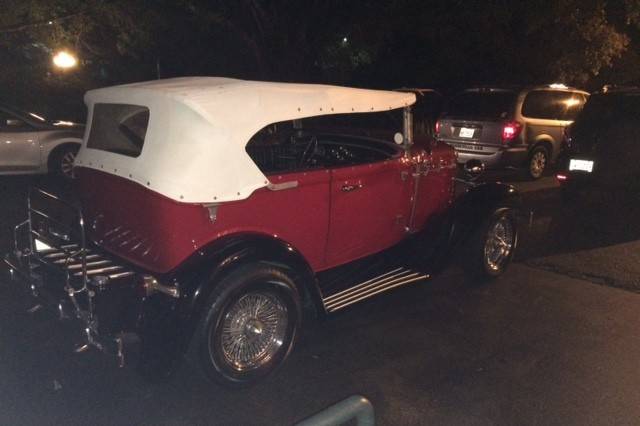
[52,50,78,69]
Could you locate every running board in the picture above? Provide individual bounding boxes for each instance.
[322,267,429,313]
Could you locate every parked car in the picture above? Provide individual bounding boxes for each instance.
[436,85,589,179]
[557,87,640,200]
[4,77,520,385]
[0,103,83,178]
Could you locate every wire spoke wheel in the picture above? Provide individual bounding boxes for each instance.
[484,215,515,272]
[216,290,289,372]
[197,264,301,386]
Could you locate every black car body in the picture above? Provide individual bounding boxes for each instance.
[557,87,640,198]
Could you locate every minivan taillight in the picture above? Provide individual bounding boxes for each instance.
[502,121,522,144]
[434,120,441,136]
[562,124,573,150]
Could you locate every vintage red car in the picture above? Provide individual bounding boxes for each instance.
[5,77,520,385]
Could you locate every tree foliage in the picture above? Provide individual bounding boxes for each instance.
[2,0,640,116]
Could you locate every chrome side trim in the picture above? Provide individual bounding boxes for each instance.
[53,254,100,264]
[66,260,112,270]
[323,267,429,312]
[324,267,405,302]
[73,265,124,277]
[267,181,299,191]
[108,271,136,279]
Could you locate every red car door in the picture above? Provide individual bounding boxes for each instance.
[408,142,457,232]
[325,158,413,268]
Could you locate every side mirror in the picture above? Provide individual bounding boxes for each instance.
[464,159,485,178]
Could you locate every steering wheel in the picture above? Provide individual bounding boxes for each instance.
[299,135,318,167]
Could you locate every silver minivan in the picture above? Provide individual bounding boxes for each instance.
[436,85,589,179]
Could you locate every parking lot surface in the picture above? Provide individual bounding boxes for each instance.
[1,174,639,425]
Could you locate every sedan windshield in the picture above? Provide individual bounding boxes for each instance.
[0,103,49,125]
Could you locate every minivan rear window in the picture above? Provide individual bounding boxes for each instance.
[445,91,517,119]
[87,103,150,157]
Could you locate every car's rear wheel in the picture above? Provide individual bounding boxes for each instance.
[49,144,79,179]
[194,263,301,386]
[528,146,548,179]
[464,207,518,281]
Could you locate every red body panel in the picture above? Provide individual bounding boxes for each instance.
[409,140,458,229]
[326,158,412,266]
[75,142,456,275]
[76,167,331,274]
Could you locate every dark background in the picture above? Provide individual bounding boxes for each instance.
[2,0,640,120]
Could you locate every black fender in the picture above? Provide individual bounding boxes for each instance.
[135,233,322,378]
[449,181,522,249]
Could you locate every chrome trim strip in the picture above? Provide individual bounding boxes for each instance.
[267,181,299,191]
[103,226,123,238]
[323,268,406,302]
[108,271,136,279]
[326,275,427,312]
[324,272,420,308]
[53,254,101,264]
[43,251,66,259]
[73,265,124,276]
[66,260,112,270]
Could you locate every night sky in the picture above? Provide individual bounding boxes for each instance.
[2,0,640,119]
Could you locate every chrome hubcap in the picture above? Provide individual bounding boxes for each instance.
[530,151,546,177]
[60,151,76,178]
[484,216,514,271]
[218,291,288,372]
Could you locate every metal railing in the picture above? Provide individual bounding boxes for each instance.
[25,187,89,292]
[296,395,374,426]
[10,187,100,330]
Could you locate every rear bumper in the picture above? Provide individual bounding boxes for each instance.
[3,187,181,369]
[450,144,528,169]
[7,244,140,318]
[3,253,140,367]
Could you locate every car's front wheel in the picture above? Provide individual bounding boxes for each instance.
[194,263,302,386]
[465,207,518,281]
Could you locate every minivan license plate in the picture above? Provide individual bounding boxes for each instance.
[459,127,475,138]
[569,159,594,173]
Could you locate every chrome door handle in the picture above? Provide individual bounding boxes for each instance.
[341,183,363,192]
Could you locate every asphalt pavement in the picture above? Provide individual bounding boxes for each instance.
[1,173,639,425]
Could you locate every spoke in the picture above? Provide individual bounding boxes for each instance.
[218,290,288,371]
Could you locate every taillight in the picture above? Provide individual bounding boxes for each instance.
[562,124,573,150]
[556,173,568,181]
[434,120,441,136]
[502,121,522,144]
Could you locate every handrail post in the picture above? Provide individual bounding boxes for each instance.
[296,395,374,426]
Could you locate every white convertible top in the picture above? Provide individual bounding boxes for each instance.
[76,77,416,203]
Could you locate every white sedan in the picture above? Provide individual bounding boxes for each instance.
[0,103,84,178]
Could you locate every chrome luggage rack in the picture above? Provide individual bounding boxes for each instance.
[6,187,137,364]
